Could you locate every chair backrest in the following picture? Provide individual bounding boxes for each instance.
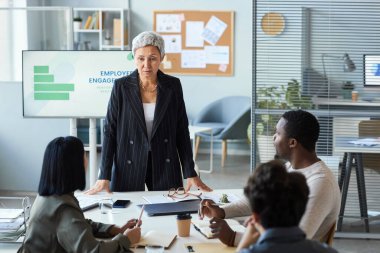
[359,120,380,171]
[323,222,336,246]
[193,96,251,124]
[193,96,251,140]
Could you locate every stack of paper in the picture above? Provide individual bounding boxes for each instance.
[349,138,380,146]
[0,208,27,241]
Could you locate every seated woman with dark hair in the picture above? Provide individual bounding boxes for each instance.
[18,136,141,253]
[235,160,337,253]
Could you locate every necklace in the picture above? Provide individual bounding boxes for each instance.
[139,80,157,93]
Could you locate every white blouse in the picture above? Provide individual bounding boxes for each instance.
[143,103,156,141]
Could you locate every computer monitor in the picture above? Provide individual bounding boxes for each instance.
[364,54,380,88]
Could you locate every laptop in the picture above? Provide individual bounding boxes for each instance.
[138,200,200,216]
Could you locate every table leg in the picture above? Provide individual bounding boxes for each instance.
[339,153,347,191]
[337,152,353,232]
[355,153,370,232]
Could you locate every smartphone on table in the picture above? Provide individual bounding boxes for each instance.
[112,200,131,208]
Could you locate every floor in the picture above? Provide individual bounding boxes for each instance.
[195,153,380,253]
[1,153,379,252]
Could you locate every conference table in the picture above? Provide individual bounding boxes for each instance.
[0,189,244,253]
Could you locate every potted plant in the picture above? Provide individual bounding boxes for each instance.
[249,79,312,163]
[341,81,355,99]
[73,17,82,30]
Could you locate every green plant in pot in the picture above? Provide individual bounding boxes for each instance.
[249,79,312,163]
[73,17,83,30]
[249,79,313,138]
[341,81,355,99]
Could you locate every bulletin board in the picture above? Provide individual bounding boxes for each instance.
[153,10,234,76]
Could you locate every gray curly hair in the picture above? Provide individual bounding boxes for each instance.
[132,31,165,59]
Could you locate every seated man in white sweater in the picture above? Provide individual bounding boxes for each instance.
[199,110,341,247]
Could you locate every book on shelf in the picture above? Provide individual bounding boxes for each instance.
[132,230,176,249]
[89,12,99,30]
[83,15,92,29]
[192,219,245,239]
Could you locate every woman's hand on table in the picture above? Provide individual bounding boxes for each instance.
[185,176,212,192]
[85,179,112,195]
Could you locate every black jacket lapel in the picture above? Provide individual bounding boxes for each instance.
[124,70,148,139]
[151,71,172,139]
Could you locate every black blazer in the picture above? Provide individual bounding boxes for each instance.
[99,70,197,191]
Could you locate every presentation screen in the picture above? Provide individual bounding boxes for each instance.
[22,50,135,118]
[364,54,380,87]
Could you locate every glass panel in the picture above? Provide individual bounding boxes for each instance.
[254,0,380,237]
[0,7,72,82]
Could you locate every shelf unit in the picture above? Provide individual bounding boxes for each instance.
[72,8,130,51]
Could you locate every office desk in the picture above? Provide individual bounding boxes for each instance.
[0,189,243,253]
[334,137,380,233]
[313,97,380,110]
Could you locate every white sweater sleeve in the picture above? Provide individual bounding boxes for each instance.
[299,176,335,239]
[222,198,251,218]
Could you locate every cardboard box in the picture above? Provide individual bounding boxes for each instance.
[113,18,128,46]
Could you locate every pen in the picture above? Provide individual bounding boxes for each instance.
[135,205,144,228]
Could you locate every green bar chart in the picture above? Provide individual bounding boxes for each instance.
[33,66,74,100]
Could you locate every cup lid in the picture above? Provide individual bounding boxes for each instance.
[177,213,192,220]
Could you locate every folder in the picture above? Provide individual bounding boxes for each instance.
[137,200,200,216]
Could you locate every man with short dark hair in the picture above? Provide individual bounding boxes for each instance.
[236,160,338,253]
[199,110,340,246]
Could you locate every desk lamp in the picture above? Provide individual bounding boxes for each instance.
[322,53,356,79]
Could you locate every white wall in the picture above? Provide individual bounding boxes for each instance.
[0,82,69,191]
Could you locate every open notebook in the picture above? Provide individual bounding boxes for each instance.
[133,230,176,249]
[192,219,245,238]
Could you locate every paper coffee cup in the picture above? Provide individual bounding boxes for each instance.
[352,91,359,102]
[176,213,191,237]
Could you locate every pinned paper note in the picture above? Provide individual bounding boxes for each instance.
[186,21,204,47]
[205,46,229,64]
[201,16,227,45]
[156,14,182,33]
[218,64,228,72]
[181,50,206,68]
[162,35,182,53]
[163,60,172,69]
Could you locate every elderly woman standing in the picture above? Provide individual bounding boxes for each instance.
[88,31,212,192]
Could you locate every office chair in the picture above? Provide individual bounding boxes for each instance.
[193,96,251,167]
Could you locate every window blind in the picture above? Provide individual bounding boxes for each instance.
[252,0,380,233]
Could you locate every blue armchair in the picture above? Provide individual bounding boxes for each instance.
[193,96,251,167]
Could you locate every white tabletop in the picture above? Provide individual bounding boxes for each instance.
[334,136,380,154]
[312,97,380,107]
[0,189,244,253]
